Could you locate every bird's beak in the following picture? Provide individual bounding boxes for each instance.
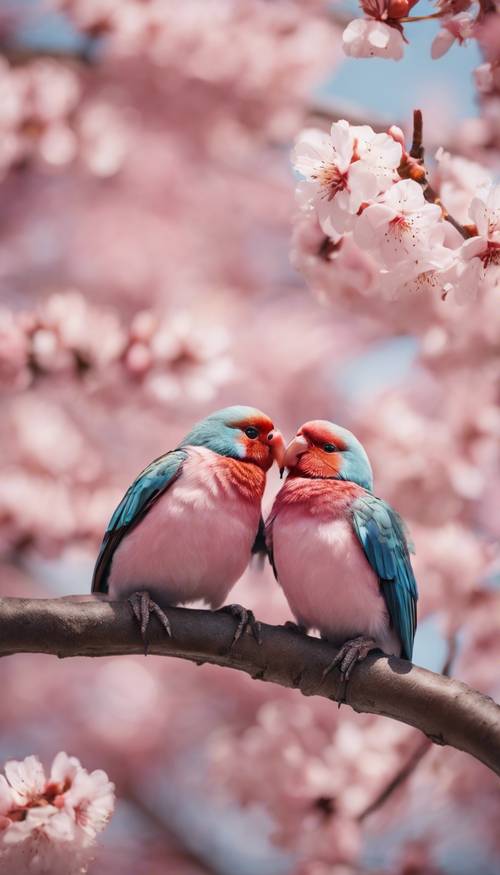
[267,430,286,472]
[282,434,309,473]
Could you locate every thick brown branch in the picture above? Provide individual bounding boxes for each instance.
[0,597,499,775]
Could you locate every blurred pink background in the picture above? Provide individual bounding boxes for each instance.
[0,2,499,873]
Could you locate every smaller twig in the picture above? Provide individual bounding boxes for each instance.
[400,11,446,22]
[0,37,98,66]
[358,737,431,822]
[424,183,474,239]
[122,783,220,875]
[401,109,473,240]
[409,108,424,161]
[358,634,458,822]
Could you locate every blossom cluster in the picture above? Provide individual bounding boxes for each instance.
[210,699,420,871]
[0,292,233,402]
[0,752,114,875]
[0,0,498,872]
[292,119,499,302]
[0,58,126,178]
[52,0,339,137]
[342,0,481,63]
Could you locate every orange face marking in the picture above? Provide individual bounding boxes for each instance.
[287,421,347,479]
[290,447,343,479]
[234,413,277,471]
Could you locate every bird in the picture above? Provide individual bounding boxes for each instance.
[265,420,418,681]
[92,405,285,647]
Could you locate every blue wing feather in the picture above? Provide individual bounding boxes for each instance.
[92,449,188,593]
[351,494,418,660]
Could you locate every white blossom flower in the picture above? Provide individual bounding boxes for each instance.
[343,18,405,60]
[0,753,115,875]
[453,185,500,302]
[293,120,402,236]
[435,148,492,224]
[353,179,445,267]
[431,13,474,59]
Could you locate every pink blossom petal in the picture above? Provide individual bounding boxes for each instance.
[4,756,46,804]
[353,203,396,248]
[0,776,13,816]
[431,28,455,59]
[383,178,426,212]
[50,752,82,786]
[343,19,405,60]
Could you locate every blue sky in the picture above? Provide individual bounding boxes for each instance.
[14,0,481,124]
[324,0,481,121]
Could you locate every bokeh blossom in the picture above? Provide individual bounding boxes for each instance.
[0,753,114,875]
[452,184,500,301]
[431,12,475,59]
[342,0,414,60]
[0,1,499,873]
[343,18,405,60]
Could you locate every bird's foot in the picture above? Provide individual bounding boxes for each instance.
[322,635,378,683]
[283,620,308,636]
[321,636,378,706]
[218,604,262,648]
[128,591,172,655]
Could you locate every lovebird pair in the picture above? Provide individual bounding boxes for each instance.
[92,406,418,678]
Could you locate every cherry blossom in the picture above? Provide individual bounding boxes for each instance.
[343,18,405,60]
[353,179,446,268]
[452,184,500,301]
[0,753,114,875]
[293,121,402,235]
[342,0,412,60]
[431,13,475,59]
[435,147,492,224]
[0,2,499,873]
[378,258,455,300]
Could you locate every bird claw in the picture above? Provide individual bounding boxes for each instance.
[219,604,262,648]
[128,590,172,655]
[321,636,378,704]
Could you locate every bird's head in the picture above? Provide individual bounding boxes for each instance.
[283,420,373,491]
[181,405,285,471]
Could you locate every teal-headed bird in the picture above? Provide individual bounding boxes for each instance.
[93,406,285,645]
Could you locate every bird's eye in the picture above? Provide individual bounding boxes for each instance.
[323,443,337,453]
[244,426,259,439]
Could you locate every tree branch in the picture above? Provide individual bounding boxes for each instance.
[1,597,499,776]
[357,633,458,821]
[400,109,473,240]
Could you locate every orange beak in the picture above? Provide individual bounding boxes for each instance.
[283,434,309,472]
[266,429,286,471]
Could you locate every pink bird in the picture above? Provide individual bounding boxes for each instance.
[265,420,418,681]
[92,406,285,646]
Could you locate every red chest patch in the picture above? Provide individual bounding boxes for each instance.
[216,457,266,502]
[272,476,365,519]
